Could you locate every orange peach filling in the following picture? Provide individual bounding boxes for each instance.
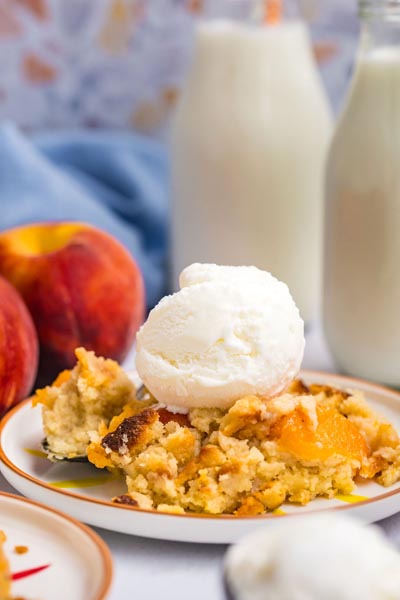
[273,405,369,462]
[2,222,83,256]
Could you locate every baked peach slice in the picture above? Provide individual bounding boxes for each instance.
[274,405,369,462]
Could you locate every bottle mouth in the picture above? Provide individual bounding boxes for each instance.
[359,0,400,20]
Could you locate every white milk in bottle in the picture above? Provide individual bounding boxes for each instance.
[324,1,400,384]
[171,3,332,322]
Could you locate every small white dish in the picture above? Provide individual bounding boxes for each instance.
[0,491,112,599]
[1,370,400,544]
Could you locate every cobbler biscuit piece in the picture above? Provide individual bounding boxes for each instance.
[361,444,400,486]
[218,394,317,442]
[339,393,400,451]
[34,347,147,459]
[102,409,159,455]
[176,445,225,485]
[188,407,223,434]
[235,495,266,516]
[160,422,200,463]
[373,446,400,486]
[90,408,163,469]
[90,408,200,480]
[288,380,350,405]
[220,396,269,437]
[99,413,201,511]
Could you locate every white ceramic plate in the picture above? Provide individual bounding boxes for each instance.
[0,491,112,599]
[1,370,400,544]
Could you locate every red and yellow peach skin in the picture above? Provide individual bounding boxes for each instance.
[0,222,145,384]
[0,276,38,415]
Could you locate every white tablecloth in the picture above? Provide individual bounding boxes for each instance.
[1,323,399,600]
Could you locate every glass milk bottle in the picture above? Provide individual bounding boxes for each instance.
[324,0,400,384]
[170,1,332,322]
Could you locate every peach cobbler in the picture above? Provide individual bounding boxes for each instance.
[33,347,140,461]
[36,348,400,515]
[35,265,400,515]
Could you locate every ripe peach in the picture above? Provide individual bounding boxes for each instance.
[0,276,39,415]
[0,222,145,384]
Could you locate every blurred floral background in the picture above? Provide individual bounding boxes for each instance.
[0,0,358,133]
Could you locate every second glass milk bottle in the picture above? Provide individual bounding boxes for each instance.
[324,0,400,384]
[170,1,332,323]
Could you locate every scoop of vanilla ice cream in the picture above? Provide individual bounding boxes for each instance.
[225,515,400,600]
[135,263,304,409]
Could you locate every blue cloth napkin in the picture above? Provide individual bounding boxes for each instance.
[0,123,169,309]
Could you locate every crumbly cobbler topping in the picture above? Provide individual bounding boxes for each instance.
[86,380,400,515]
[35,350,400,515]
[33,347,149,460]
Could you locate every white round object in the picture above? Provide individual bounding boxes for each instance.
[136,264,304,409]
[225,514,400,600]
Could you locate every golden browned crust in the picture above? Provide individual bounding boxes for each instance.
[35,347,146,460]
[102,408,158,453]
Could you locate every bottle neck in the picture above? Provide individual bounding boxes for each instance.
[359,1,400,52]
[198,0,301,24]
